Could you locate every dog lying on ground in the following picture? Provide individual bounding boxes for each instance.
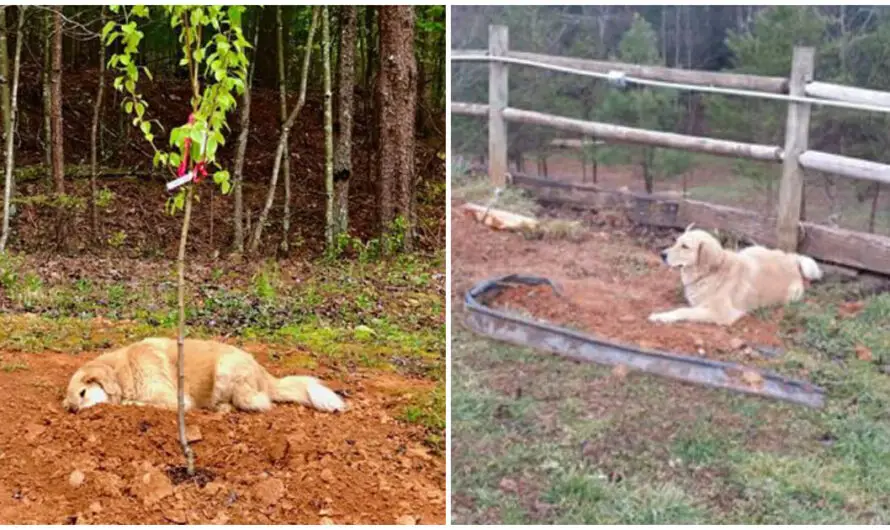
[62,338,345,413]
[648,226,823,326]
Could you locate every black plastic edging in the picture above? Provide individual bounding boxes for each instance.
[464,274,825,408]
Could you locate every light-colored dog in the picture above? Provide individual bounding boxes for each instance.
[62,338,345,413]
[648,226,823,326]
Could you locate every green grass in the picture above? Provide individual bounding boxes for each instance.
[400,382,446,452]
[0,251,444,376]
[0,361,27,373]
[451,277,890,524]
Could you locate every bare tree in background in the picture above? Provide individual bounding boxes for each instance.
[277,6,294,254]
[333,6,356,240]
[42,10,52,170]
[232,14,260,255]
[0,6,24,252]
[50,7,65,245]
[249,6,318,255]
[89,7,106,240]
[322,6,334,248]
[376,6,416,250]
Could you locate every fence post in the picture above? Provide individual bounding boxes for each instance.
[776,46,815,251]
[488,25,508,187]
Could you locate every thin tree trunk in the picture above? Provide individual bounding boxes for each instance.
[176,185,195,476]
[0,7,10,163]
[232,15,260,254]
[90,8,106,241]
[684,6,692,69]
[249,6,319,255]
[51,8,63,192]
[277,7,293,254]
[674,7,680,67]
[377,6,416,251]
[0,7,24,252]
[365,7,378,232]
[43,11,52,170]
[51,8,66,247]
[322,6,335,248]
[333,6,356,241]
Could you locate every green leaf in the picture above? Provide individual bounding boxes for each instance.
[124,101,133,114]
[101,21,116,40]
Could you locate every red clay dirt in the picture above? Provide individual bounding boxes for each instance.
[452,202,786,364]
[0,346,445,525]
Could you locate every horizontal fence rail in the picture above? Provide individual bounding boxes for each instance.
[451,25,890,275]
[511,175,890,276]
[451,48,788,94]
[452,51,890,115]
[453,102,784,163]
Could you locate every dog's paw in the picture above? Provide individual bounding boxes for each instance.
[648,312,673,324]
[307,383,347,413]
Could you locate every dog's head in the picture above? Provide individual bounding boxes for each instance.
[660,226,725,272]
[62,363,121,413]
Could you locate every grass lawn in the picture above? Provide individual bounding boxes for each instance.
[451,279,890,524]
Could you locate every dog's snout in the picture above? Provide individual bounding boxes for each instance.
[660,250,668,263]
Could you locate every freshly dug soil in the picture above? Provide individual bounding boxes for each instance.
[0,348,445,524]
[490,282,784,361]
[452,203,786,364]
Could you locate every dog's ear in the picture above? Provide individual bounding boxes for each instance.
[695,235,724,272]
[83,364,122,400]
[684,222,696,233]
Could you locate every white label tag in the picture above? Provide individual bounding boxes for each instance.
[166,172,195,191]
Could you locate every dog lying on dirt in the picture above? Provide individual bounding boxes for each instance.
[62,338,345,414]
[648,226,823,326]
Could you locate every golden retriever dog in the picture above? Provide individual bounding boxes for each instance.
[648,226,823,326]
[62,338,345,414]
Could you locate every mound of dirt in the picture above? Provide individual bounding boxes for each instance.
[452,203,785,363]
[0,349,445,524]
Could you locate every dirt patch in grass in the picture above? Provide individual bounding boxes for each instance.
[453,202,784,362]
[0,347,445,525]
[450,198,890,524]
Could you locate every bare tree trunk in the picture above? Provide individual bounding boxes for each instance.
[377,6,416,251]
[51,8,66,246]
[43,11,52,170]
[333,6,356,240]
[90,8,106,241]
[0,7,10,162]
[277,7,293,254]
[232,16,260,254]
[322,6,335,248]
[364,7,378,234]
[249,6,319,255]
[674,7,680,68]
[0,7,24,252]
[176,185,195,476]
[684,6,692,69]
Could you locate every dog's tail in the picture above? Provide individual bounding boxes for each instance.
[797,255,824,281]
[268,375,346,412]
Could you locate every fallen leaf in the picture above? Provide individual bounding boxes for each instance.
[855,345,873,362]
[498,477,518,493]
[611,364,630,379]
[740,370,764,388]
